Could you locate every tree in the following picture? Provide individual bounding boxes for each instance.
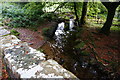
[53,2,67,13]
[74,2,80,26]
[100,0,120,35]
[80,1,88,26]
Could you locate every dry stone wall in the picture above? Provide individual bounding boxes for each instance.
[0,26,79,79]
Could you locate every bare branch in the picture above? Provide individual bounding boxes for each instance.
[112,1,120,9]
[101,2,111,9]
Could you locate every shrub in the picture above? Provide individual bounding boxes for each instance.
[23,2,44,20]
[41,12,57,21]
[2,2,45,28]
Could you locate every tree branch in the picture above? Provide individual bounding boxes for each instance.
[100,0,111,9]
[112,1,120,9]
[53,2,67,13]
[101,2,111,9]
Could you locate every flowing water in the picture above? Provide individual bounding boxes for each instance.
[41,20,118,79]
[69,19,74,31]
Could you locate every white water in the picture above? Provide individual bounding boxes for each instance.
[55,19,75,36]
[54,19,75,48]
[55,22,65,36]
[54,22,65,48]
[69,19,74,31]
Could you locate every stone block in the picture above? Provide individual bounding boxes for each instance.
[4,43,46,78]
[0,28,10,37]
[0,35,21,50]
[0,29,78,79]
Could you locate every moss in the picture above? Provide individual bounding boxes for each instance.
[42,24,58,39]
[74,42,85,49]
[80,51,90,56]
[10,29,20,36]
[37,48,44,53]
[42,27,50,36]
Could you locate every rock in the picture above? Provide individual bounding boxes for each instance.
[0,27,4,30]
[36,59,78,78]
[0,28,10,37]
[28,42,33,45]
[0,29,78,79]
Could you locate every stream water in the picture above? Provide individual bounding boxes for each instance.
[41,20,119,79]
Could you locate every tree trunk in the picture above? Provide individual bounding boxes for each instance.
[74,2,80,26]
[100,2,120,35]
[101,8,116,34]
[80,2,88,26]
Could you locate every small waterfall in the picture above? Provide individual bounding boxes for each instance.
[57,22,65,30]
[55,22,65,36]
[69,19,74,31]
[54,22,65,48]
[54,18,75,49]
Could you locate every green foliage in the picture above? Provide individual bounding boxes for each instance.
[10,29,20,36]
[2,2,45,28]
[75,42,85,49]
[80,51,90,56]
[42,27,50,36]
[88,2,99,17]
[41,12,57,21]
[38,48,44,52]
[76,2,83,16]
[111,26,120,31]
[23,2,45,20]
[87,2,107,19]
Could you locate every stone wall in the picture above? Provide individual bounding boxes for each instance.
[0,26,79,79]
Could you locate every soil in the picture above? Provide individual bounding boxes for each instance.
[14,21,56,49]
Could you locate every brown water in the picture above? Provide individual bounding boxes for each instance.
[41,42,94,79]
[40,31,114,79]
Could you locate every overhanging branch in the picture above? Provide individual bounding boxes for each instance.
[53,2,67,13]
